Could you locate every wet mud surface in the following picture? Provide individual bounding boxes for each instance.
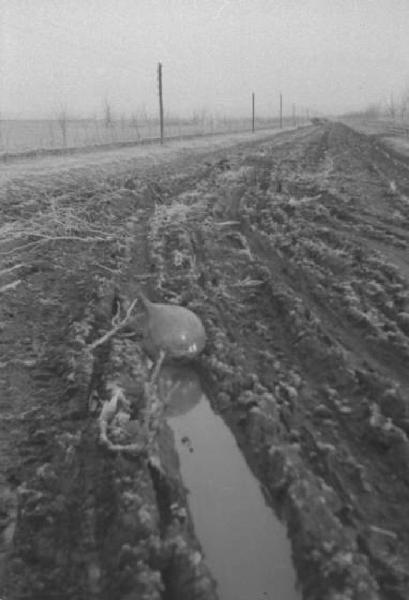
[1,122,409,599]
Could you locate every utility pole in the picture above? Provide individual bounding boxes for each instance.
[252,92,255,133]
[157,62,164,143]
[279,92,283,129]
[292,103,296,127]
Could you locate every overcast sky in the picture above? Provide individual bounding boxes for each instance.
[1,0,409,119]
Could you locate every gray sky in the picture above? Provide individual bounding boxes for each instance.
[1,0,409,119]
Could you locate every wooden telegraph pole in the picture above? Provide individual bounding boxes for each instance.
[279,92,283,129]
[157,62,164,143]
[292,103,296,127]
[252,92,255,133]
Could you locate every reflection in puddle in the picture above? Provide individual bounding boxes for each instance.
[159,367,301,600]
[159,365,203,418]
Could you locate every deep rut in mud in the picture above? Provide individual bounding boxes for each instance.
[1,123,409,600]
[160,366,300,600]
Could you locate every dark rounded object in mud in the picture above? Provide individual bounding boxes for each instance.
[139,292,206,361]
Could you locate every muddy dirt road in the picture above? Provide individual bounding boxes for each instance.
[1,122,409,600]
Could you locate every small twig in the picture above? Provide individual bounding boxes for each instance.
[0,235,115,256]
[89,298,138,350]
[231,277,264,287]
[150,349,167,384]
[24,233,115,243]
[0,280,21,293]
[369,524,398,540]
[163,381,180,402]
[0,263,25,277]
[94,262,119,274]
[0,240,47,256]
[134,273,155,279]
[162,381,181,411]
[214,220,241,227]
[99,439,145,453]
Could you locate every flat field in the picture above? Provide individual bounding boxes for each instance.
[1,122,409,599]
[0,117,281,155]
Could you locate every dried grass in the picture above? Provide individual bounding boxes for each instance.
[0,205,116,247]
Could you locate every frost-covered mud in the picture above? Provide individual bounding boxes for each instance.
[1,123,409,599]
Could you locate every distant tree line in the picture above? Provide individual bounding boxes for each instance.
[362,85,409,120]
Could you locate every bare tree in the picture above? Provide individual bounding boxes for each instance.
[57,106,68,147]
[103,99,113,128]
[386,93,396,120]
[130,113,141,138]
[399,86,409,121]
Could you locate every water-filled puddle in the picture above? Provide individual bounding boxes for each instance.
[159,366,301,600]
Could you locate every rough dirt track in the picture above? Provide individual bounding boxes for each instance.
[1,122,409,600]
